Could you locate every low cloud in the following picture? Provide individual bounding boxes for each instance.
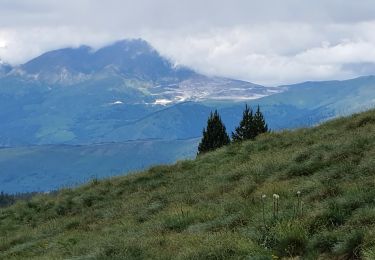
[1,0,375,85]
[148,22,375,85]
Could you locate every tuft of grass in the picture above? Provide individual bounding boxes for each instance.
[308,231,339,254]
[333,230,364,259]
[272,221,308,257]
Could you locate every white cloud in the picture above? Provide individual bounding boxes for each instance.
[147,22,375,85]
[1,0,375,85]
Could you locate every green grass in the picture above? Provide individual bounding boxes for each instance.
[2,109,375,259]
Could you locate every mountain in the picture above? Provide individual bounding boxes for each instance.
[0,39,276,146]
[252,75,375,129]
[7,39,274,101]
[2,73,375,146]
[2,109,375,259]
[0,60,12,76]
[1,39,375,195]
[2,40,375,146]
[95,75,375,142]
[18,39,195,85]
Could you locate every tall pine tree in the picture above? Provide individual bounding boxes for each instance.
[232,104,256,141]
[198,110,230,155]
[253,105,268,135]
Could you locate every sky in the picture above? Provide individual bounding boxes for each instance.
[1,0,375,86]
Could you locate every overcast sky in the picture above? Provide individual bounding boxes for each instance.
[1,0,375,85]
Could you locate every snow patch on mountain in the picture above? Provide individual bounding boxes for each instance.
[109,101,124,105]
[0,39,283,102]
[154,99,173,105]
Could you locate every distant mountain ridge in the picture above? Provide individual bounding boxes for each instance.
[2,39,275,102]
[0,39,375,146]
[18,39,195,84]
[1,39,375,194]
[0,38,280,147]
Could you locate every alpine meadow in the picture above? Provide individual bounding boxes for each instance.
[1,110,375,259]
[2,1,375,260]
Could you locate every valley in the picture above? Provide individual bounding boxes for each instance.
[1,39,375,193]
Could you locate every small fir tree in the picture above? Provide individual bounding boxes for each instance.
[253,105,268,135]
[198,110,230,154]
[232,104,256,141]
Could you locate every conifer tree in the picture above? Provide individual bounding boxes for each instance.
[198,110,230,154]
[253,105,268,135]
[232,104,256,141]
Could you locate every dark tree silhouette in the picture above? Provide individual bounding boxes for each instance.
[232,104,268,142]
[198,110,230,154]
[253,105,268,135]
[232,104,257,141]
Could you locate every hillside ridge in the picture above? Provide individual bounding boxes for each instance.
[1,109,375,259]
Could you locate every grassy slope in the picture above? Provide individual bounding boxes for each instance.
[2,110,375,259]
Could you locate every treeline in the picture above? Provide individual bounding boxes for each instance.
[198,105,268,154]
[0,191,38,208]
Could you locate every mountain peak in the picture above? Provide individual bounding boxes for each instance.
[109,38,155,51]
[18,38,194,84]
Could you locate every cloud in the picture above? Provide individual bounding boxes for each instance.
[1,0,375,85]
[147,22,375,85]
